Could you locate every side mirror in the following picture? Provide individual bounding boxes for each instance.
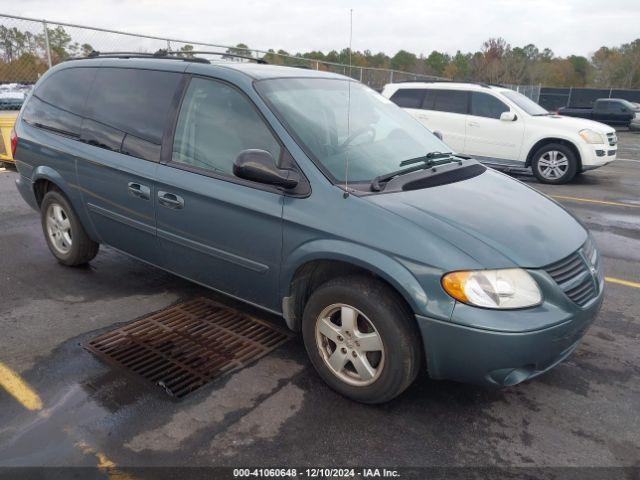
[433,130,444,141]
[500,111,517,122]
[233,149,300,189]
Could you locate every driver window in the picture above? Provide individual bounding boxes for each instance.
[470,92,509,119]
[172,77,281,176]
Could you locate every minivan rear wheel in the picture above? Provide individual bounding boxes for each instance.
[531,143,578,184]
[41,190,99,266]
[301,275,421,403]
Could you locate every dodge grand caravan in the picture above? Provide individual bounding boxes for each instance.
[383,82,617,184]
[12,54,604,403]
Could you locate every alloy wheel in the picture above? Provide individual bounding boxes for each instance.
[46,203,73,254]
[537,150,569,180]
[315,303,385,386]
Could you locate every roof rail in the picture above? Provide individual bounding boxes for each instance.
[165,50,268,64]
[65,50,211,64]
[65,49,270,65]
[392,79,494,88]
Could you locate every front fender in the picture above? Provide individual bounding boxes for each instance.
[282,239,438,319]
[522,134,581,165]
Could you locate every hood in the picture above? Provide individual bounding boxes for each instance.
[543,114,615,133]
[367,168,587,269]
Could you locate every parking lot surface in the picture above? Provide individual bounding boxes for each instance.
[0,131,639,471]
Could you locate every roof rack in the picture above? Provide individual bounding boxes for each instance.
[166,50,268,64]
[393,79,493,88]
[65,49,268,65]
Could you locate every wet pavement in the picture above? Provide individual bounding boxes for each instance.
[0,131,639,472]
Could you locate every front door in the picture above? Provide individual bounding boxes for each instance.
[155,76,285,311]
[464,91,525,163]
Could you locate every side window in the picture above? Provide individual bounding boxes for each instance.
[172,77,281,178]
[23,67,96,137]
[432,90,468,114]
[389,89,425,109]
[422,90,436,109]
[34,67,96,114]
[84,68,182,161]
[470,92,510,119]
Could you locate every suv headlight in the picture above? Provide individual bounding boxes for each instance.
[442,268,542,309]
[579,129,605,144]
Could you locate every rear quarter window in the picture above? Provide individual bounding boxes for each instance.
[22,67,97,137]
[33,67,96,114]
[389,89,426,109]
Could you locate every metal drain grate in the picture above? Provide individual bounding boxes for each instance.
[85,297,291,398]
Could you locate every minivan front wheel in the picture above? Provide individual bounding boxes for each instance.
[302,275,421,403]
[531,143,578,184]
[41,190,99,266]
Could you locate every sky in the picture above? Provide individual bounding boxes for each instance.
[6,0,640,59]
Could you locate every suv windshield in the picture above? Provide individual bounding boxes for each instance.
[501,90,549,116]
[255,78,450,183]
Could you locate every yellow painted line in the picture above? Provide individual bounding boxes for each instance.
[606,277,640,289]
[75,441,138,479]
[551,195,640,209]
[0,362,43,411]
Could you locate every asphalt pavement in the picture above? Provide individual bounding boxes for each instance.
[0,131,638,474]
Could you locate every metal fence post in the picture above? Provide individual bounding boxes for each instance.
[390,71,394,84]
[42,20,52,68]
[359,67,363,82]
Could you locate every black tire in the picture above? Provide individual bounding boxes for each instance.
[40,189,99,266]
[531,143,578,184]
[301,275,421,404]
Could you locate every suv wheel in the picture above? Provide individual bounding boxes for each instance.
[302,275,421,403]
[41,190,99,266]
[531,143,578,184]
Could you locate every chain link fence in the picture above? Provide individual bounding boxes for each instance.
[0,13,446,109]
[503,84,541,103]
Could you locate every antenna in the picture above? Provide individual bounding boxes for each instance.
[343,8,353,199]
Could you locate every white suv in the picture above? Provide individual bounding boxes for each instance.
[382,82,617,184]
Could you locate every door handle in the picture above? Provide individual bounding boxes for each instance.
[127,182,150,200]
[158,191,184,209]
[468,121,479,127]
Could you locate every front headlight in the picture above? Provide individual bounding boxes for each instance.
[579,129,605,144]
[442,268,542,309]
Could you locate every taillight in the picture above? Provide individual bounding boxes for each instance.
[10,127,17,157]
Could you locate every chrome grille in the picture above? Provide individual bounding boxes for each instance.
[544,238,600,307]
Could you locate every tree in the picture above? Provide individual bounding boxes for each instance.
[223,43,251,61]
[390,49,417,71]
[425,50,450,75]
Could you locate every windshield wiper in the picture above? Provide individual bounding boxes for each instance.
[399,151,457,167]
[370,152,472,192]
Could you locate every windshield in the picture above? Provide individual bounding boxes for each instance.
[616,99,637,110]
[255,78,450,183]
[501,90,549,116]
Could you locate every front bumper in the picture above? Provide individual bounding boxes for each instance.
[578,139,617,170]
[416,274,604,387]
[630,119,640,131]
